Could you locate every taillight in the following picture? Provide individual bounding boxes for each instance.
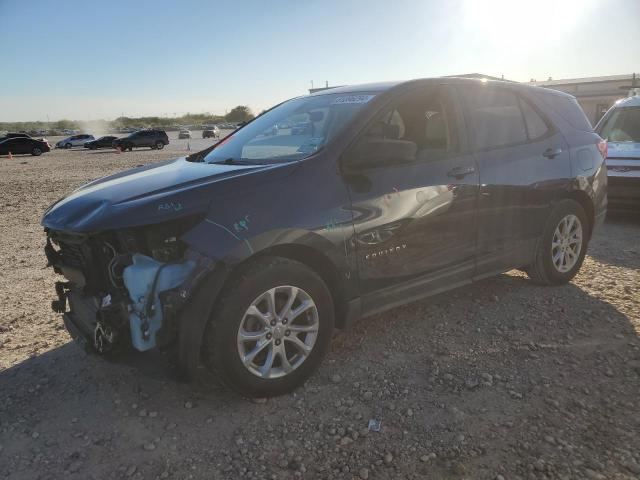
[597,139,608,159]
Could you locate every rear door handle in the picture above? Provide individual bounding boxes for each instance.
[447,165,476,178]
[543,147,562,159]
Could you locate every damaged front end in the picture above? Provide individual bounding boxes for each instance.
[45,216,209,355]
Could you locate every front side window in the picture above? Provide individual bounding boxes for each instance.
[598,107,640,143]
[347,88,459,168]
[465,89,528,150]
[203,93,376,164]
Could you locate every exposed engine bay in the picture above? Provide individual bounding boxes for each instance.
[45,216,203,354]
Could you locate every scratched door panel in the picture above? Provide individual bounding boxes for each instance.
[342,86,479,298]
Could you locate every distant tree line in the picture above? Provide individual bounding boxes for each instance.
[0,106,255,133]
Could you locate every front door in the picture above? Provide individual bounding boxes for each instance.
[341,86,479,314]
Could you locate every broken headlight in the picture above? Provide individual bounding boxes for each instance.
[118,214,203,263]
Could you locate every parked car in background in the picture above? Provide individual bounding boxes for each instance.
[178,129,192,139]
[595,95,640,211]
[84,136,118,150]
[56,134,95,149]
[0,136,50,156]
[202,127,220,138]
[41,78,606,397]
[112,129,169,151]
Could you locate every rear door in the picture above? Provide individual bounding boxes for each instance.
[342,85,479,312]
[459,85,570,276]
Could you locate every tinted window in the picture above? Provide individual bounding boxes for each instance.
[519,98,549,140]
[598,107,640,143]
[465,89,528,149]
[539,95,592,131]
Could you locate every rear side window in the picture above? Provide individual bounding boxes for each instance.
[540,95,592,131]
[464,89,528,149]
[519,98,549,140]
[598,107,640,143]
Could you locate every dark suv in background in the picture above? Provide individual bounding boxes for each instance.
[42,78,606,397]
[112,129,169,151]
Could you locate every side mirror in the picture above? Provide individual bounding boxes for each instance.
[347,139,417,170]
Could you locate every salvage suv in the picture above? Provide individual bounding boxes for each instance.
[42,78,607,397]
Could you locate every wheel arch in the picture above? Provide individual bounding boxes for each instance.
[252,243,352,329]
[178,242,357,381]
[564,190,595,238]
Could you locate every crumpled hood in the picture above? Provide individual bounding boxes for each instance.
[41,157,268,232]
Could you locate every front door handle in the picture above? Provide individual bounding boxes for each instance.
[447,165,476,179]
[543,147,562,159]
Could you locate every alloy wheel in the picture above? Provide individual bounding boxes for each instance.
[551,214,582,273]
[237,286,319,379]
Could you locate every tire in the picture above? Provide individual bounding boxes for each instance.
[526,199,589,286]
[203,256,334,397]
[31,147,42,156]
[64,143,72,149]
[155,141,164,150]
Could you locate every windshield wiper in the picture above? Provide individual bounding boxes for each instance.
[211,157,258,166]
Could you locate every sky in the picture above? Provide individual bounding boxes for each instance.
[0,0,639,122]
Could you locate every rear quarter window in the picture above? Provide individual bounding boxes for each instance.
[538,94,592,132]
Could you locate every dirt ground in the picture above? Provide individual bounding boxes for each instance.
[0,140,639,480]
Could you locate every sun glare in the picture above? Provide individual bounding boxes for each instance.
[463,0,595,49]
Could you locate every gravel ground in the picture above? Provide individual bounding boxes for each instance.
[0,139,639,480]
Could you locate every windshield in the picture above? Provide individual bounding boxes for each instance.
[203,92,376,164]
[599,107,640,143]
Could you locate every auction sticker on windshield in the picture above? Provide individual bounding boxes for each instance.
[331,94,375,105]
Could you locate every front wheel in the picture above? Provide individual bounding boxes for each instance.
[526,199,589,285]
[31,147,42,156]
[203,257,334,397]
[64,143,72,149]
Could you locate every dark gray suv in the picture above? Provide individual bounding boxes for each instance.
[112,129,169,151]
[43,78,607,397]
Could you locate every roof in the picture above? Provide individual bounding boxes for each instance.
[529,74,637,87]
[308,81,404,96]
[613,95,640,108]
[307,77,575,99]
[445,73,514,82]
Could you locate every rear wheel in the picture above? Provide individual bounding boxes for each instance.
[204,257,334,397]
[155,141,164,150]
[527,199,589,285]
[31,147,42,156]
